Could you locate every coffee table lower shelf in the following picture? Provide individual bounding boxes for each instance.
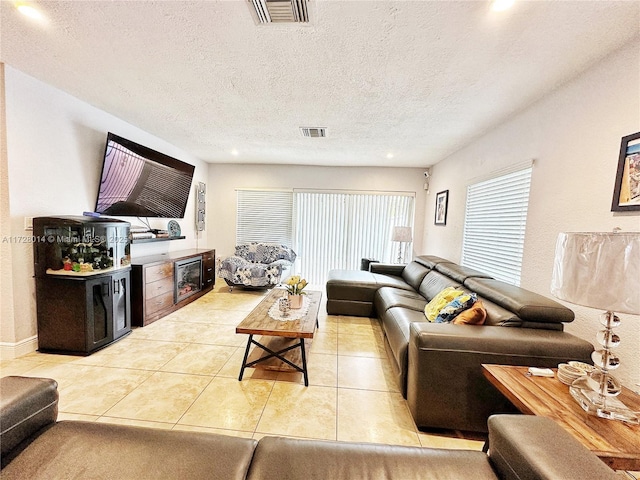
[239,335,311,385]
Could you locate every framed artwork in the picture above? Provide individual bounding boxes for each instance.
[611,131,640,211]
[435,190,449,225]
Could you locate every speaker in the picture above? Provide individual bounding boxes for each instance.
[196,182,206,231]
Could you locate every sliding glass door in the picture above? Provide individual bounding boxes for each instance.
[293,191,414,284]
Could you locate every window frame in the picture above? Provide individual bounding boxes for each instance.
[461,165,533,286]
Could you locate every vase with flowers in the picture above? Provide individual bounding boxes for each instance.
[284,275,308,309]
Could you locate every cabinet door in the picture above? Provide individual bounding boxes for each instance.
[36,277,87,353]
[112,271,132,340]
[86,277,114,352]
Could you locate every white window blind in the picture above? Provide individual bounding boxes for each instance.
[293,191,414,284]
[461,167,532,286]
[236,190,293,245]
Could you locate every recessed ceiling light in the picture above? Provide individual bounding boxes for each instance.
[491,0,515,12]
[231,149,239,156]
[386,153,394,159]
[16,2,44,20]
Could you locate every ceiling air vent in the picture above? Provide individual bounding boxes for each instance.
[250,0,309,23]
[300,127,326,138]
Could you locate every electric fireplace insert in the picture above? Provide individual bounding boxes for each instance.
[174,257,202,303]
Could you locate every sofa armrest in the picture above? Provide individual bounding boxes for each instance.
[1,376,58,464]
[406,324,593,432]
[369,263,405,275]
[487,415,617,480]
[270,259,292,268]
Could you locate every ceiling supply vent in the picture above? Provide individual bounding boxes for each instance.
[300,127,326,138]
[250,0,309,23]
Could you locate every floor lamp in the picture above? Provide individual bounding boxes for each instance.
[392,227,412,264]
[551,231,639,424]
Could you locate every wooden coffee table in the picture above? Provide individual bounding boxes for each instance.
[482,364,640,471]
[236,289,322,386]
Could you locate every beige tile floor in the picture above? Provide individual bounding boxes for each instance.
[1,280,486,451]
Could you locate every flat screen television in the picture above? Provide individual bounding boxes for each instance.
[94,133,195,218]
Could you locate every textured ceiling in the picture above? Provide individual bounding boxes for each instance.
[1,1,639,167]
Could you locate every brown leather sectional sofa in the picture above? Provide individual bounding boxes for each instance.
[1,376,617,479]
[326,255,594,432]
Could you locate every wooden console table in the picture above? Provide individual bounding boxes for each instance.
[130,249,215,326]
[482,364,640,471]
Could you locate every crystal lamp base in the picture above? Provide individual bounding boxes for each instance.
[570,377,639,425]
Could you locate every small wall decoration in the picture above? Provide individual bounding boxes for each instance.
[611,131,640,212]
[435,190,449,225]
[168,220,182,237]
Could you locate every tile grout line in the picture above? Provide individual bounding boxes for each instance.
[92,369,158,424]
[172,359,216,429]
[334,352,340,441]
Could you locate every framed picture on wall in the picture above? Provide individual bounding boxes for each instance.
[435,190,449,225]
[611,131,640,211]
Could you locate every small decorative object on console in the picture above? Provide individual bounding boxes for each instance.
[168,220,181,238]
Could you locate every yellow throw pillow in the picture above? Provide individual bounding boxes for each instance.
[453,300,487,325]
[424,287,464,322]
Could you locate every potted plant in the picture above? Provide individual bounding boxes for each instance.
[284,275,308,309]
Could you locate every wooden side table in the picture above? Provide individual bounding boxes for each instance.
[482,364,640,471]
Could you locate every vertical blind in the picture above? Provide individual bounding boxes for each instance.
[236,189,294,245]
[461,167,533,286]
[293,191,414,284]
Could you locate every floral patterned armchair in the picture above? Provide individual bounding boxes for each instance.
[219,242,297,290]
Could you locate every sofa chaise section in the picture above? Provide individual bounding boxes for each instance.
[326,255,443,316]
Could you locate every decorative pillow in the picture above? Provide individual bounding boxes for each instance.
[424,287,464,322]
[435,293,478,323]
[453,300,487,325]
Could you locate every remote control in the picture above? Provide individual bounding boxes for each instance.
[527,367,555,377]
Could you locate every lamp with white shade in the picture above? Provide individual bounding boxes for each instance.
[551,231,640,424]
[392,226,412,264]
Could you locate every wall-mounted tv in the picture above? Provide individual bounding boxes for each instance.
[95,133,195,218]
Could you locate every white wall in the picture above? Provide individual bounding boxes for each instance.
[0,65,16,353]
[2,65,209,357]
[423,39,640,390]
[207,163,428,264]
